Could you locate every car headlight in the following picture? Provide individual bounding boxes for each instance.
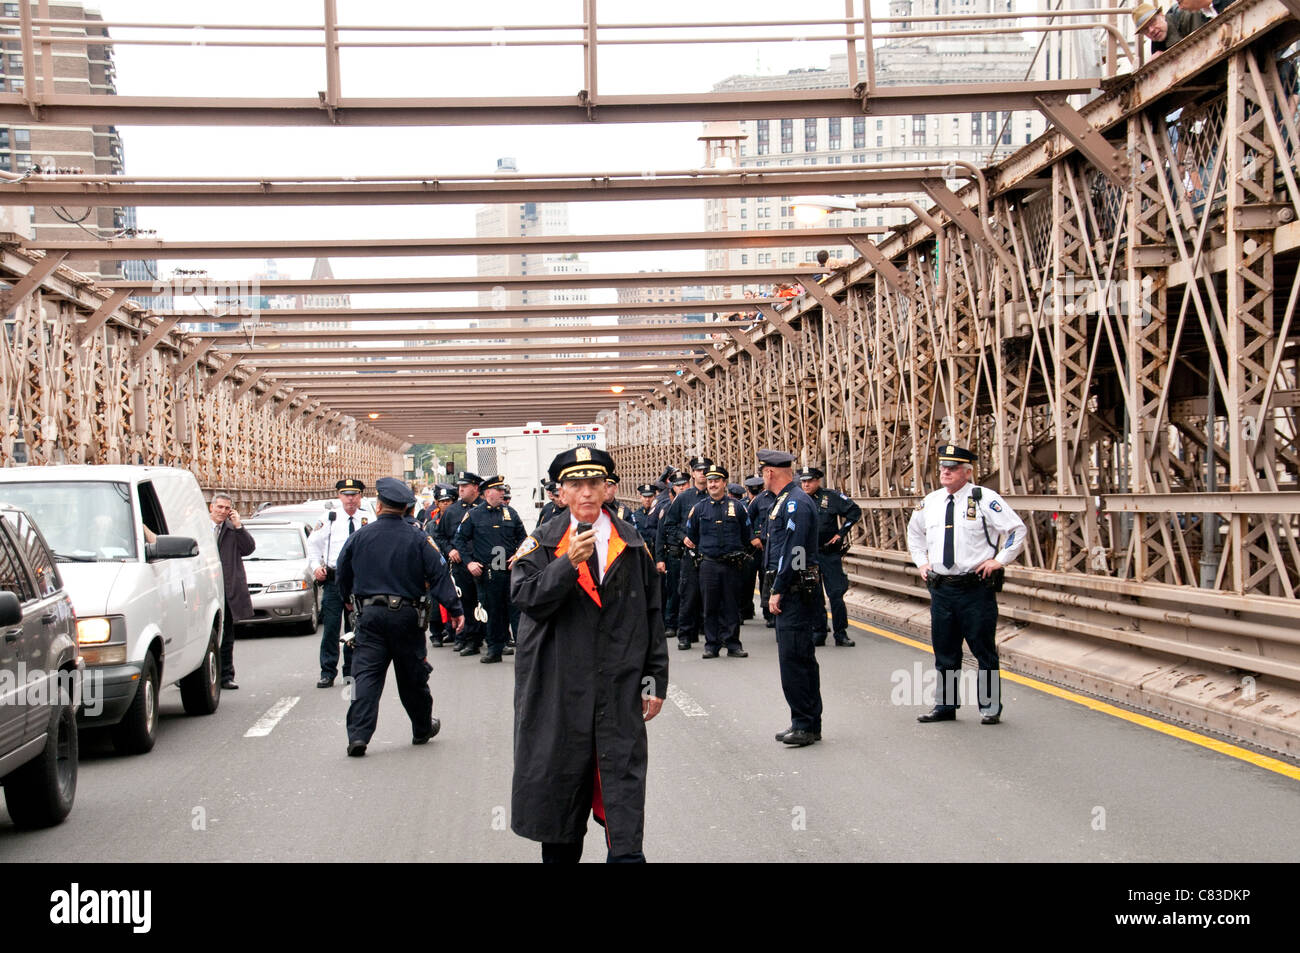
[264,579,310,593]
[77,617,113,644]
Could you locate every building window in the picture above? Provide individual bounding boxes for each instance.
[740,254,749,265]
[971,111,982,145]
[780,119,793,154]
[739,207,747,219]
[756,119,769,156]
[828,117,841,152]
[853,116,866,149]
[14,128,28,146]
[876,136,883,148]
[804,118,817,152]
[1001,111,1012,145]
[912,115,927,146]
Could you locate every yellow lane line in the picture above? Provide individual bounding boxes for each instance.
[845,617,1300,782]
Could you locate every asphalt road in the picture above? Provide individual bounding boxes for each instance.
[3,613,1299,862]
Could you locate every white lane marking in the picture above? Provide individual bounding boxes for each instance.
[667,683,708,717]
[244,696,301,737]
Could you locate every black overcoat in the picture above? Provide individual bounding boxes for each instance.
[509,513,668,856]
[215,521,256,621]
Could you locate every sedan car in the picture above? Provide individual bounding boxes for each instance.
[0,502,81,828]
[239,520,319,635]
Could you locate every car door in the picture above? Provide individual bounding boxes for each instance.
[8,513,74,741]
[138,479,191,673]
[0,519,36,752]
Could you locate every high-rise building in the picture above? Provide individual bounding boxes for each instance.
[703,0,1048,293]
[3,2,128,279]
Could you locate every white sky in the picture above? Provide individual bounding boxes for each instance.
[100,0,905,303]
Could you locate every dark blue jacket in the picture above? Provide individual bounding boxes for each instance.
[336,513,463,613]
[683,494,752,557]
[762,483,820,595]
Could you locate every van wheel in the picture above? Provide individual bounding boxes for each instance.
[179,624,222,715]
[4,700,78,828]
[111,653,158,755]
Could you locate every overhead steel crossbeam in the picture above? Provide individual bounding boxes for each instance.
[102,268,826,295]
[164,300,775,324]
[29,228,885,261]
[0,165,971,207]
[254,356,690,372]
[199,321,753,343]
[226,342,708,357]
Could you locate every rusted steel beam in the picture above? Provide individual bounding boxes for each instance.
[161,299,775,324]
[1033,95,1130,188]
[0,251,66,310]
[796,275,848,323]
[131,315,182,361]
[847,236,916,299]
[170,338,214,381]
[223,342,706,358]
[257,355,687,372]
[33,227,882,261]
[754,302,799,343]
[74,288,133,343]
[230,368,267,402]
[204,353,245,393]
[200,320,752,343]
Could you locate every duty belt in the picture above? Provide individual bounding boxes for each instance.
[358,594,419,609]
[927,572,982,588]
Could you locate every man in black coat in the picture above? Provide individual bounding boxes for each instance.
[209,492,255,690]
[510,445,668,863]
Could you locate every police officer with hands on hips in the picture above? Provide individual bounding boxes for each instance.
[760,449,825,747]
[798,466,863,648]
[338,478,464,757]
[307,478,369,689]
[452,474,526,663]
[683,463,754,659]
[907,444,1026,724]
[743,474,775,627]
[434,471,486,653]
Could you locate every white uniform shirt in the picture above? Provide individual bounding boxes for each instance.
[305,508,371,571]
[569,510,613,582]
[906,482,1027,575]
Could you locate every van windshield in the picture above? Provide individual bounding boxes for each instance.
[0,482,137,561]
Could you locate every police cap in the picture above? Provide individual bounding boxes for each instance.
[670,469,690,486]
[605,472,621,486]
[433,484,455,502]
[727,482,745,498]
[757,449,796,469]
[549,445,615,483]
[480,474,507,491]
[704,464,729,481]
[743,475,765,491]
[657,466,676,484]
[688,456,714,472]
[937,444,978,467]
[335,478,365,493]
[455,470,483,487]
[798,466,825,481]
[375,476,414,508]
[638,483,657,496]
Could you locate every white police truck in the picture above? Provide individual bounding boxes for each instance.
[465,423,606,515]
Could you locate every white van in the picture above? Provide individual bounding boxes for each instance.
[0,466,225,755]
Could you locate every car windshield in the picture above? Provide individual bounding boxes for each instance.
[244,527,305,560]
[0,481,137,561]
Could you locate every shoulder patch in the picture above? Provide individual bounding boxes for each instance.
[989,500,1002,512]
[787,500,797,513]
[512,535,540,561]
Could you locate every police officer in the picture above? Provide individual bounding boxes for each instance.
[603,473,634,522]
[799,466,863,648]
[453,475,526,663]
[760,450,823,747]
[654,469,692,647]
[536,480,567,530]
[740,474,770,625]
[658,457,710,651]
[434,471,486,653]
[632,483,659,538]
[683,464,754,659]
[307,478,370,689]
[338,478,465,757]
[907,444,1026,724]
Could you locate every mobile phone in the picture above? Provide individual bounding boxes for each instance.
[576,522,593,534]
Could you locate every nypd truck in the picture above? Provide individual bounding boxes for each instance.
[465,423,606,514]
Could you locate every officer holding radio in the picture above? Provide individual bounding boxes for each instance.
[907,444,1026,725]
[308,478,368,689]
[760,449,824,747]
[338,478,464,757]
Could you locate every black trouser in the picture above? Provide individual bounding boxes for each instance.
[758,562,774,623]
[478,569,511,656]
[541,841,645,864]
[319,580,354,678]
[345,604,434,743]
[451,562,484,645]
[814,552,850,639]
[928,577,1002,714]
[699,558,742,650]
[220,598,236,681]
[662,552,681,631]
[775,587,823,733]
[677,554,703,642]
[737,552,758,620]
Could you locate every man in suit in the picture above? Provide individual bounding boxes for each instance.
[209,492,256,690]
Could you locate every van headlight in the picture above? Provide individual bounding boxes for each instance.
[264,580,310,593]
[77,617,113,644]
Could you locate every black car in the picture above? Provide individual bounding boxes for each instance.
[0,503,81,828]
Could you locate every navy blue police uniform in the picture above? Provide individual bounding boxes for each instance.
[653,470,692,643]
[747,480,778,626]
[452,475,527,662]
[433,471,486,651]
[799,467,864,647]
[338,478,464,756]
[658,458,710,650]
[683,465,752,658]
[760,450,823,746]
[632,484,659,539]
[738,476,769,624]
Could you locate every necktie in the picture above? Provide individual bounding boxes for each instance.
[942,495,955,569]
[348,516,355,536]
[587,539,602,586]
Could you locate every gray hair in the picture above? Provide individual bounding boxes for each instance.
[211,492,234,505]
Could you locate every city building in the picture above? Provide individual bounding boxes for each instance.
[702,0,1049,294]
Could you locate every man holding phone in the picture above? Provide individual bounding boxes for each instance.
[510,445,668,863]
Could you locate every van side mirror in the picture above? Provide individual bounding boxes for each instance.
[0,591,20,626]
[146,535,198,561]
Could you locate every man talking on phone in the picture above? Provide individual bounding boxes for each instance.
[509,445,668,863]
